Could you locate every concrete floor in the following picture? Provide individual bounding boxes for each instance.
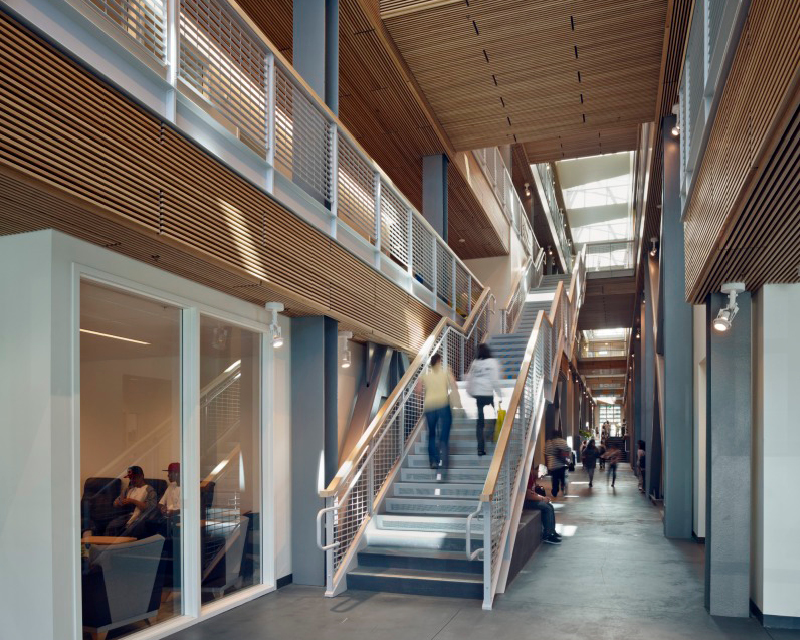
[168,467,799,640]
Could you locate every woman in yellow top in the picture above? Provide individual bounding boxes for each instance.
[419,353,460,471]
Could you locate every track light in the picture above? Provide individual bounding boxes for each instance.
[712,283,745,332]
[547,245,553,256]
[670,123,680,137]
[265,302,284,348]
[524,182,531,197]
[339,331,353,369]
[635,328,640,339]
[212,326,228,350]
[649,237,659,257]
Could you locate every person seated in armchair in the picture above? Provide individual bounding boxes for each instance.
[105,465,157,538]
[159,462,181,518]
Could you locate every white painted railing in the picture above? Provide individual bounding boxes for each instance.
[70,0,484,318]
[315,289,495,596]
[583,239,634,272]
[473,147,539,259]
[469,248,586,609]
[533,162,572,272]
[500,249,545,334]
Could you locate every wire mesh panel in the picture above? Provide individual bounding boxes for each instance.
[273,66,332,203]
[179,0,267,155]
[436,241,453,306]
[686,2,705,147]
[412,216,435,292]
[87,0,166,62]
[379,181,409,267]
[454,262,470,318]
[336,134,376,243]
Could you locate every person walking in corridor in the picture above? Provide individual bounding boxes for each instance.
[465,343,502,456]
[582,438,599,487]
[602,442,621,487]
[637,440,646,493]
[420,353,460,473]
[545,430,571,497]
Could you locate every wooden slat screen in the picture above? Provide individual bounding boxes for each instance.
[683,0,800,302]
[0,10,446,353]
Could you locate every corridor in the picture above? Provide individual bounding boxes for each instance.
[167,467,798,640]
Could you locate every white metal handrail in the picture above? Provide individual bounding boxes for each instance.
[473,147,539,259]
[500,248,545,334]
[534,162,572,271]
[471,248,586,609]
[315,288,495,596]
[75,0,485,319]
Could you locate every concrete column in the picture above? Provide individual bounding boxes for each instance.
[661,115,693,538]
[423,154,448,241]
[704,291,751,617]
[291,316,339,585]
[634,323,642,458]
[642,268,656,497]
[293,0,338,114]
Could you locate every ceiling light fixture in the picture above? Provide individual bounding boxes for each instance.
[265,302,285,348]
[339,330,353,369]
[712,282,745,332]
[79,329,150,345]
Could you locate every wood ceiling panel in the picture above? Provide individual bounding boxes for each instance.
[684,0,800,302]
[0,10,447,353]
[235,0,507,259]
[381,0,667,151]
[523,126,638,164]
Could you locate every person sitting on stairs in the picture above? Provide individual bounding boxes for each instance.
[525,469,562,545]
[465,343,502,456]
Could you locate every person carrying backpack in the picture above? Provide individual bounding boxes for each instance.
[465,343,502,456]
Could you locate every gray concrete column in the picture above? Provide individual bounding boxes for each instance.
[642,268,656,497]
[423,154,448,241]
[291,316,339,585]
[634,323,642,455]
[661,115,694,538]
[293,0,338,114]
[704,292,751,616]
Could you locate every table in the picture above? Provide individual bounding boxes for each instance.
[82,536,136,545]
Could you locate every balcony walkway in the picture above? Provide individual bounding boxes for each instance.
[165,468,796,640]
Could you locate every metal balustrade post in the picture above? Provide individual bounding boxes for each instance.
[373,172,382,269]
[467,277,472,314]
[265,51,277,193]
[482,500,493,609]
[329,124,339,238]
[406,207,414,279]
[459,335,465,379]
[367,457,375,515]
[451,255,457,311]
[325,496,335,591]
[431,235,438,304]
[165,0,179,121]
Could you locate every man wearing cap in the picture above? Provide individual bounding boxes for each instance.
[105,465,157,537]
[159,462,181,517]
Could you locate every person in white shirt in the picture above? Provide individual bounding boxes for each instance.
[105,465,157,537]
[466,344,502,456]
[159,462,181,516]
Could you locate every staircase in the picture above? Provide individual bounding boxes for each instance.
[605,436,629,462]
[344,277,570,598]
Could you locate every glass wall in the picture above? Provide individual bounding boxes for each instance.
[79,280,182,639]
[199,316,261,602]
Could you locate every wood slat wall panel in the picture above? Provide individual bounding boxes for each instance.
[381,0,667,151]
[234,0,507,259]
[0,10,444,353]
[684,0,800,302]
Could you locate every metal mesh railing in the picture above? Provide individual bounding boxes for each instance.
[412,216,435,293]
[86,0,166,62]
[318,291,495,592]
[472,249,586,609]
[379,180,409,268]
[534,163,572,271]
[178,0,267,155]
[501,251,545,333]
[337,134,376,242]
[436,240,453,306]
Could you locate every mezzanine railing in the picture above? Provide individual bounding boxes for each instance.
[467,248,586,609]
[533,162,572,272]
[315,289,495,596]
[500,249,545,334]
[75,0,484,318]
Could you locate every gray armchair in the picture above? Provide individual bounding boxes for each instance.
[82,535,165,640]
[201,516,249,599]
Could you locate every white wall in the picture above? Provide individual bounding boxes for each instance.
[692,304,707,538]
[751,284,800,619]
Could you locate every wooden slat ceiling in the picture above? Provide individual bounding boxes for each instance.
[684,0,800,303]
[523,125,639,164]
[0,10,444,353]
[380,0,667,151]
[235,0,507,258]
[577,275,637,331]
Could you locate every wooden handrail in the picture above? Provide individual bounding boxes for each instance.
[320,287,495,498]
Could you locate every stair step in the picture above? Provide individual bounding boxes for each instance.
[347,565,482,599]
[357,545,482,575]
[413,441,494,455]
[375,514,482,535]
[407,454,492,468]
[384,498,480,516]
[366,524,481,551]
[400,467,490,484]
[394,482,484,498]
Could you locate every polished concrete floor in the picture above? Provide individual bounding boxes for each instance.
[169,466,800,640]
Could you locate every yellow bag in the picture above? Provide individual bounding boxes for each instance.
[493,402,506,442]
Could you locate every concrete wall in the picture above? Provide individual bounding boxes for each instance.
[751,284,800,621]
[692,304,707,538]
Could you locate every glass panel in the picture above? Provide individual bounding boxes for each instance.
[79,280,182,639]
[199,317,261,602]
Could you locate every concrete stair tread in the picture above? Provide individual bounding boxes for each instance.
[359,545,475,563]
[348,565,482,584]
